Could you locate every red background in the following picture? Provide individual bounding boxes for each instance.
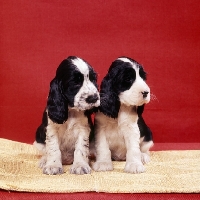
[1,0,200,144]
[1,1,200,198]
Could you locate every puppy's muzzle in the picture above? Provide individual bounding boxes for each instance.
[86,93,99,104]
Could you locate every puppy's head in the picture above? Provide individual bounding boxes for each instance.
[47,56,100,124]
[100,57,150,118]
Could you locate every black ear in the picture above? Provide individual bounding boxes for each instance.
[99,75,120,118]
[47,78,68,124]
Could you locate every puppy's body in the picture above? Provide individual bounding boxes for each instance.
[34,56,100,175]
[35,109,91,174]
[95,105,139,161]
[93,57,153,173]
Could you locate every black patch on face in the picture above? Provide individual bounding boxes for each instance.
[57,59,84,107]
[107,59,136,94]
[117,67,136,92]
[89,67,98,88]
[62,69,84,107]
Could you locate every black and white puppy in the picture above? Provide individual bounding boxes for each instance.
[34,56,100,175]
[92,57,153,174]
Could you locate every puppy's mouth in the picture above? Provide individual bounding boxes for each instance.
[143,98,150,104]
[89,100,100,109]
[133,95,150,107]
[77,102,100,111]
[74,96,100,111]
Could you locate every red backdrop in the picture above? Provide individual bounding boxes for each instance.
[1,0,200,143]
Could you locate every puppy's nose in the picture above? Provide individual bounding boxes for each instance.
[86,94,99,103]
[141,91,149,98]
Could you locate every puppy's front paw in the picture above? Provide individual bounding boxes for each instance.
[70,163,91,175]
[92,162,113,172]
[124,162,145,174]
[38,156,46,169]
[43,165,63,175]
[141,152,150,164]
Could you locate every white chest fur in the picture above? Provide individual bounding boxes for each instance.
[47,109,90,164]
[95,105,140,161]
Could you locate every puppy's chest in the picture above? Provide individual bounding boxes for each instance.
[58,113,89,150]
[99,120,126,160]
[106,108,138,139]
[104,108,139,160]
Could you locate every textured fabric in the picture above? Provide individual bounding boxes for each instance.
[0,138,200,193]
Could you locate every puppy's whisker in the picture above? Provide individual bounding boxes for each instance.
[150,94,159,102]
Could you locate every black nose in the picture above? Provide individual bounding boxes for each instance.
[141,91,149,98]
[86,94,99,104]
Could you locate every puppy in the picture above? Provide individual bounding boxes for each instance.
[92,57,153,173]
[34,56,100,175]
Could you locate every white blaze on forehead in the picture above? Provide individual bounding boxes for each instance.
[72,57,100,110]
[117,57,138,70]
[117,57,132,64]
[72,58,89,75]
[117,57,140,78]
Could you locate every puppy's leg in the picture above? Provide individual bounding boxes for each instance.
[123,124,145,173]
[70,129,91,175]
[42,125,63,175]
[140,140,154,164]
[33,141,47,168]
[92,130,113,171]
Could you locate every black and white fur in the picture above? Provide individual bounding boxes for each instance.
[92,57,153,174]
[34,56,100,175]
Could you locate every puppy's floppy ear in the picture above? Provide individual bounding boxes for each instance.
[99,75,120,118]
[47,78,68,124]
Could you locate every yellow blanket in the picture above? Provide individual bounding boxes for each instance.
[0,138,199,193]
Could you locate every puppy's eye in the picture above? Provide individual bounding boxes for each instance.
[74,72,84,84]
[89,72,96,82]
[120,70,135,90]
[124,76,133,83]
[122,76,133,87]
